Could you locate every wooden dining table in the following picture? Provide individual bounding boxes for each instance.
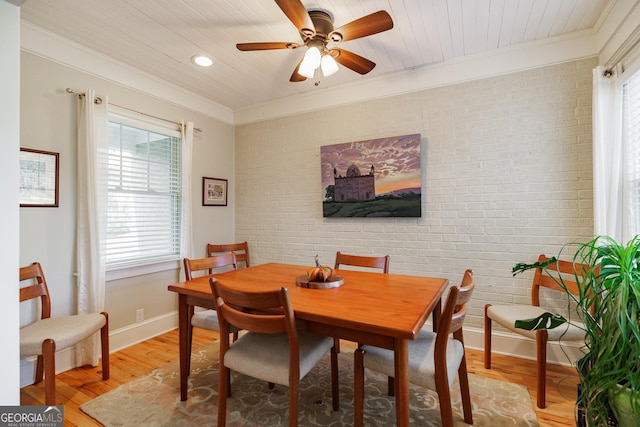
[167,262,448,426]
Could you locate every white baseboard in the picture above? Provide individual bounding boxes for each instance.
[21,313,583,388]
[20,311,179,388]
[463,325,584,368]
[108,311,178,353]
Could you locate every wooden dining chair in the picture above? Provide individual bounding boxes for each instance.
[184,252,238,374]
[484,254,589,408]
[334,251,389,273]
[354,269,475,427]
[207,241,250,268]
[334,251,389,354]
[19,262,110,405]
[210,278,339,427]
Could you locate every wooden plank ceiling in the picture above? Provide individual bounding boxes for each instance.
[20,0,611,111]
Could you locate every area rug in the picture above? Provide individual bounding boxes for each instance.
[81,342,538,426]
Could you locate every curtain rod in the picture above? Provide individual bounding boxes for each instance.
[65,88,202,133]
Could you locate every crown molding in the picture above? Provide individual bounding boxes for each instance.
[21,22,235,125]
[597,0,640,68]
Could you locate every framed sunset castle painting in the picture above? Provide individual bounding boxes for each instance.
[321,134,422,217]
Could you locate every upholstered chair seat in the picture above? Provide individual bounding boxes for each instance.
[361,329,464,392]
[20,314,106,356]
[190,310,220,330]
[224,331,334,386]
[486,304,586,341]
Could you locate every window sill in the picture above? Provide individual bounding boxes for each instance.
[106,259,180,281]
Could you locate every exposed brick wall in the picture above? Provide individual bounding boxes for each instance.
[234,58,595,330]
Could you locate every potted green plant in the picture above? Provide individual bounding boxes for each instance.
[512,236,640,426]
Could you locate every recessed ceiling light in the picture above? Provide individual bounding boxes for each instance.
[192,55,213,67]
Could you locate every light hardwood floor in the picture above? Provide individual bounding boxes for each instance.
[20,328,579,426]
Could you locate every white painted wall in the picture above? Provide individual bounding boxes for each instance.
[0,0,22,405]
[235,58,595,361]
[18,52,235,383]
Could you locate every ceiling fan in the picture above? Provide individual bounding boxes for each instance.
[236,0,394,83]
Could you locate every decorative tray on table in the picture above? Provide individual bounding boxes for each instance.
[296,274,344,289]
[297,255,345,288]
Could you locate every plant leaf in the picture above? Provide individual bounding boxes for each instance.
[515,312,568,330]
[512,257,558,276]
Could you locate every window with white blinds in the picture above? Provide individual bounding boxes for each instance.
[625,70,640,236]
[107,110,182,268]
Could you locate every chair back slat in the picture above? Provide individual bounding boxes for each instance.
[434,270,475,380]
[222,307,287,334]
[455,269,474,309]
[210,280,295,335]
[207,242,250,268]
[447,270,475,335]
[184,253,238,280]
[334,251,389,273]
[532,254,587,306]
[434,286,461,372]
[19,262,51,319]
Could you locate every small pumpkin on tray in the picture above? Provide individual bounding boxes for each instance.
[308,255,333,282]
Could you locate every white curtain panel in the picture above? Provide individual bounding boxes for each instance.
[76,89,109,366]
[592,65,624,241]
[179,121,194,281]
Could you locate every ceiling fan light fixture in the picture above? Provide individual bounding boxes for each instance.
[321,54,339,76]
[301,46,321,69]
[298,60,316,79]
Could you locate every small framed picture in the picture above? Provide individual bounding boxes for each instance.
[19,148,60,207]
[203,177,228,206]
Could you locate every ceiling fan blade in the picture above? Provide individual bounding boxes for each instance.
[332,49,376,75]
[329,10,394,42]
[236,42,299,51]
[274,0,315,37]
[290,57,307,82]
